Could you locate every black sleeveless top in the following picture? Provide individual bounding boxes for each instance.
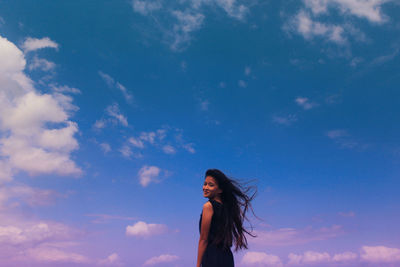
[199,199,228,248]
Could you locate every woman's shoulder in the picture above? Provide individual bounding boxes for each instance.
[202,201,213,209]
[208,199,223,209]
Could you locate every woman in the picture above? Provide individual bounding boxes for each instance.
[197,169,258,267]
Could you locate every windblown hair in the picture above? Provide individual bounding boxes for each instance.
[205,169,258,252]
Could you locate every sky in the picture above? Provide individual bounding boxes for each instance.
[0,0,399,266]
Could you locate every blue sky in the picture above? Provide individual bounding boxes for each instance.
[0,0,399,266]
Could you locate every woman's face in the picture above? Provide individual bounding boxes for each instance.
[203,176,222,199]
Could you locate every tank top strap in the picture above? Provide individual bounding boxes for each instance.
[209,199,223,209]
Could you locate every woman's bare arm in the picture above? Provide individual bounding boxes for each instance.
[197,202,213,267]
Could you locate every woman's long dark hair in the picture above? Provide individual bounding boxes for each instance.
[205,169,259,252]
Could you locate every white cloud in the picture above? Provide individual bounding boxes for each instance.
[0,209,93,266]
[23,245,89,264]
[200,99,209,111]
[295,97,318,110]
[98,71,114,87]
[100,143,111,153]
[49,84,81,94]
[170,10,205,51]
[326,129,348,139]
[143,254,179,266]
[99,71,133,103]
[93,119,106,129]
[332,251,358,262]
[272,114,298,126]
[28,56,56,71]
[138,165,161,187]
[132,0,249,51]
[287,250,359,265]
[21,37,59,53]
[119,145,133,157]
[0,161,13,183]
[139,131,163,144]
[250,225,343,247]
[0,35,81,181]
[0,184,59,208]
[287,0,392,48]
[132,0,162,15]
[0,220,78,246]
[182,143,196,154]
[1,124,80,176]
[162,145,176,154]
[360,245,400,263]
[241,251,283,267]
[325,129,366,149]
[371,47,399,65]
[128,137,145,148]
[288,251,330,265]
[338,211,355,217]
[106,103,128,126]
[124,127,194,156]
[244,66,251,76]
[214,0,249,20]
[291,11,347,44]
[98,253,123,266]
[238,80,247,88]
[86,213,136,224]
[304,0,390,23]
[126,221,167,237]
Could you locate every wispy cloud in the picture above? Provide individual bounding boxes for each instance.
[99,142,111,153]
[287,10,347,45]
[49,84,81,94]
[122,127,194,157]
[132,0,162,15]
[370,47,399,65]
[0,184,60,208]
[326,129,368,150]
[99,71,133,103]
[272,114,298,126]
[338,211,355,217]
[86,213,136,224]
[295,97,318,110]
[106,103,128,126]
[162,145,176,154]
[132,0,250,51]
[98,253,123,266]
[288,251,333,265]
[286,0,392,48]
[170,10,205,51]
[238,80,247,88]
[241,251,283,267]
[251,225,343,247]
[303,0,390,23]
[21,37,59,53]
[244,66,251,76]
[143,254,179,266]
[28,56,56,71]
